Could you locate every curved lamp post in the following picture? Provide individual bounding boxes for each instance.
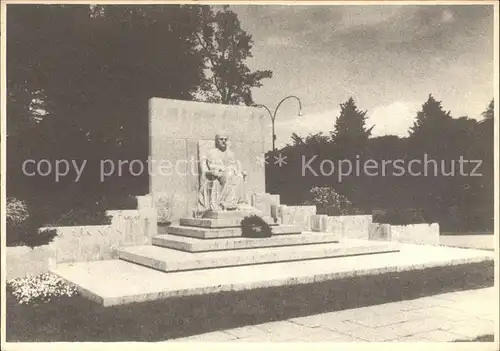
[255,95,302,151]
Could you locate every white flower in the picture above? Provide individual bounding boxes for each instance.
[7,273,78,304]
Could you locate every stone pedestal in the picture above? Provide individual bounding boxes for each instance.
[277,205,316,231]
[251,193,280,217]
[369,223,392,241]
[202,209,263,220]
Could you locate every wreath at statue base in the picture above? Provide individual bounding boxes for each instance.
[241,215,273,238]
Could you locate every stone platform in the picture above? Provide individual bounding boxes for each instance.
[179,216,277,228]
[163,223,301,239]
[47,210,492,307]
[119,211,397,272]
[118,240,396,272]
[152,231,340,252]
[202,210,263,219]
[50,243,494,306]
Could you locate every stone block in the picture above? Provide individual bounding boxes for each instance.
[153,192,185,223]
[341,215,372,239]
[251,193,280,217]
[278,205,316,231]
[48,225,114,263]
[311,214,346,233]
[369,223,392,241]
[322,216,345,234]
[311,214,327,232]
[270,204,280,222]
[391,223,440,245]
[142,209,158,243]
[11,209,156,271]
[136,195,153,210]
[108,209,155,246]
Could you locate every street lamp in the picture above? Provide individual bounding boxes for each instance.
[255,95,302,151]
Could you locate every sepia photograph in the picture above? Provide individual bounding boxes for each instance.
[1,1,498,348]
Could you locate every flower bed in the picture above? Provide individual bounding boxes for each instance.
[7,273,78,304]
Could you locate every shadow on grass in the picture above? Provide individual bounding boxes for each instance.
[6,260,494,342]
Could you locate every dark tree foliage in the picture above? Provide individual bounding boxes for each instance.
[268,97,494,232]
[331,97,373,154]
[6,4,272,229]
[194,5,272,105]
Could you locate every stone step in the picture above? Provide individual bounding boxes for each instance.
[118,241,399,273]
[162,224,302,238]
[152,232,340,252]
[179,216,278,228]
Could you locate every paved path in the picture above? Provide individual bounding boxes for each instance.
[171,287,496,342]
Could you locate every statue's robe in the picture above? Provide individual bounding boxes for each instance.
[197,148,247,214]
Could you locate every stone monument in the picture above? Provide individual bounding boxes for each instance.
[149,98,268,222]
[197,133,255,215]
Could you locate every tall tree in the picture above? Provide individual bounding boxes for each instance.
[194,6,272,105]
[409,94,452,139]
[331,97,372,152]
[481,99,494,120]
[290,132,304,146]
[7,4,275,204]
[6,5,204,199]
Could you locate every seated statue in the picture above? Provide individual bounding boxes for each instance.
[197,133,250,215]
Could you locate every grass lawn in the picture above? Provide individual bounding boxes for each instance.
[6,260,494,342]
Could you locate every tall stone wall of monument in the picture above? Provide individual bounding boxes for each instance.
[149,98,269,221]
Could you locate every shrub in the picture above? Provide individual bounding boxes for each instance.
[6,197,29,226]
[22,192,113,228]
[5,198,56,247]
[440,205,493,233]
[304,186,357,216]
[241,215,273,238]
[6,195,108,247]
[6,193,138,247]
[99,194,138,210]
[7,273,78,304]
[6,198,30,245]
[51,207,112,227]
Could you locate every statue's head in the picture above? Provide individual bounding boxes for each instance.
[215,133,228,152]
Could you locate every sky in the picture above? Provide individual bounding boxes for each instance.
[230,4,495,148]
